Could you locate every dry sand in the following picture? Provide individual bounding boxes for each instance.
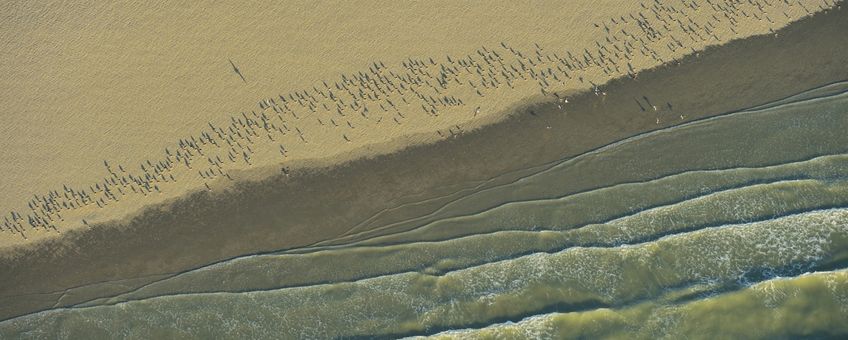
[0,0,837,249]
[0,2,846,322]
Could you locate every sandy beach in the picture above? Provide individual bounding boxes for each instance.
[1,0,847,335]
[0,0,834,248]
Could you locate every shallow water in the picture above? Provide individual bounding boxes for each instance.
[1,83,847,339]
[420,269,848,339]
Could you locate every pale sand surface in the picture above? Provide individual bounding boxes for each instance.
[0,4,846,322]
[0,0,836,249]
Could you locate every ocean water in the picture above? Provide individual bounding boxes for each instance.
[1,83,847,339]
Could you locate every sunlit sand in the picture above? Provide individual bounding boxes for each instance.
[1,1,847,336]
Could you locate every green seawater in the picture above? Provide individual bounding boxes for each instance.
[421,269,848,339]
[1,83,848,339]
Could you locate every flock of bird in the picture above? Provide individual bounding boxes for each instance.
[1,0,835,240]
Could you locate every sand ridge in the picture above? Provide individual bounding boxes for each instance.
[0,0,838,249]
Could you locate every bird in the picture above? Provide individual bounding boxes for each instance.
[228,58,246,82]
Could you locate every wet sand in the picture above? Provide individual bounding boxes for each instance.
[1,3,847,324]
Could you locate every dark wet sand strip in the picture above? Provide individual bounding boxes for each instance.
[18,110,848,311]
[1,6,847,322]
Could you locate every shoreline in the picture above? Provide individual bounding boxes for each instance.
[0,0,832,249]
[1,4,847,322]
